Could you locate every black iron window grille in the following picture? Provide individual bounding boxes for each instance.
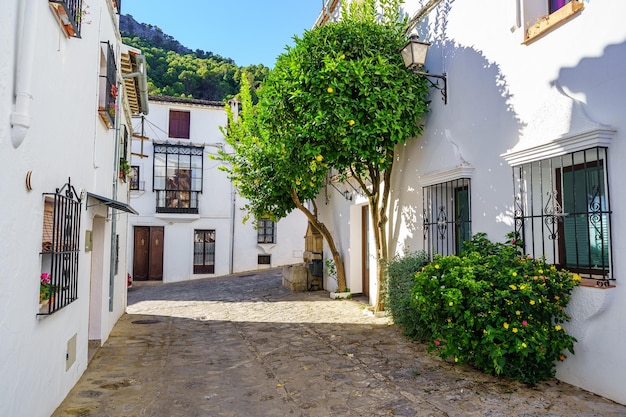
[49,0,83,38]
[257,218,276,244]
[513,147,613,286]
[130,166,140,190]
[423,178,471,257]
[258,254,271,265]
[98,42,117,128]
[39,178,82,316]
[194,230,215,274]
[154,143,204,214]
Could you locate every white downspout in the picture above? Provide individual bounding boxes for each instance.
[11,0,39,148]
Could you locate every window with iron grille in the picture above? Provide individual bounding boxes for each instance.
[258,254,271,265]
[513,147,612,286]
[169,110,191,139]
[98,42,117,128]
[423,178,471,257]
[194,230,215,274]
[257,218,276,244]
[49,0,83,38]
[39,179,82,316]
[153,143,203,213]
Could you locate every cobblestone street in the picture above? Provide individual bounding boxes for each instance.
[53,269,626,417]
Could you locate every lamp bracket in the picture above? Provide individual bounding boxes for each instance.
[412,70,447,105]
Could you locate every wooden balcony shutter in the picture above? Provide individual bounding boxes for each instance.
[169,110,190,139]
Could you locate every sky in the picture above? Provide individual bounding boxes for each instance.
[122,0,325,67]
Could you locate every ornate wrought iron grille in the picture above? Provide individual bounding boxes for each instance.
[153,143,204,213]
[512,147,613,286]
[257,218,276,244]
[423,178,471,257]
[194,230,215,274]
[39,178,82,315]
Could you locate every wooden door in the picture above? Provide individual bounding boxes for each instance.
[149,227,164,280]
[361,205,370,298]
[133,226,164,281]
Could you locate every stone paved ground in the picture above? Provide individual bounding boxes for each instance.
[53,269,626,417]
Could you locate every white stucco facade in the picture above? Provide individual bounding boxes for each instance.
[128,97,307,283]
[0,1,146,415]
[316,0,626,405]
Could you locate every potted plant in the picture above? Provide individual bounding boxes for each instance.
[119,158,131,180]
[326,258,352,299]
[39,272,55,309]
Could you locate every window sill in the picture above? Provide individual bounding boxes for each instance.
[579,278,615,289]
[523,1,584,45]
[155,213,200,222]
[98,108,114,129]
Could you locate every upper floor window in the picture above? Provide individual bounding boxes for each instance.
[423,178,471,257]
[513,147,612,287]
[130,166,141,190]
[257,218,276,244]
[98,42,117,128]
[169,110,190,139]
[153,144,203,213]
[49,0,83,38]
[523,0,584,43]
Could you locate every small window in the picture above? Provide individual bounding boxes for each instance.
[257,218,276,244]
[194,230,215,274]
[258,254,271,265]
[423,179,471,257]
[523,0,584,43]
[130,166,140,190]
[169,110,190,139]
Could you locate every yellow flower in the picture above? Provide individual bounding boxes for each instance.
[349,120,355,126]
[316,154,323,162]
[327,87,333,93]
[447,318,452,323]
[530,300,536,305]
[512,328,518,333]
[538,269,543,274]
[340,54,345,59]
[554,295,560,301]
[509,284,517,290]
[503,322,509,329]
[555,325,562,331]
[449,302,454,307]
[515,310,521,316]
[512,271,518,277]
[454,357,459,363]
[435,264,440,269]
[572,273,582,282]
[520,285,527,290]
[521,343,527,348]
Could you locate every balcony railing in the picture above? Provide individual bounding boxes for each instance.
[156,190,199,214]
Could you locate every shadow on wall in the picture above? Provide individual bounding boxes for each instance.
[389,40,525,256]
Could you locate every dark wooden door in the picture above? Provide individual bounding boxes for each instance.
[133,226,164,281]
[149,227,164,280]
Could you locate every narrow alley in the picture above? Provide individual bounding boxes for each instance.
[52,269,626,417]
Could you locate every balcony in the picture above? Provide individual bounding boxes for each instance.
[49,0,83,38]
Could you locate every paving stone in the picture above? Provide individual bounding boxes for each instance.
[53,269,626,417]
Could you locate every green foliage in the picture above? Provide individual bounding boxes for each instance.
[122,35,269,101]
[412,233,580,385]
[384,251,430,339]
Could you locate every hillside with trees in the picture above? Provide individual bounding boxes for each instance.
[121,14,269,101]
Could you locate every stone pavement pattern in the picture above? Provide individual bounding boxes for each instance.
[53,269,626,417]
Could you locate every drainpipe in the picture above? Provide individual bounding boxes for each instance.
[10,0,39,148]
[108,80,122,312]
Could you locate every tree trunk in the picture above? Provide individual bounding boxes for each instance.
[291,189,347,292]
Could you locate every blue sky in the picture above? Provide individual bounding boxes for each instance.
[122,1,325,67]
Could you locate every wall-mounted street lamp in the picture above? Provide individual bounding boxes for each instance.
[400,35,447,105]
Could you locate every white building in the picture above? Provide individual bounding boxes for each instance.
[0,1,147,416]
[316,0,626,405]
[128,96,307,283]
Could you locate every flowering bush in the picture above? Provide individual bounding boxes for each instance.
[40,273,55,302]
[412,233,580,384]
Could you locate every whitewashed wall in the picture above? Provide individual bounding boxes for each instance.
[0,1,135,416]
[129,98,306,283]
[317,0,626,405]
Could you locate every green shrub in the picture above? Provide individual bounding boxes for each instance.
[384,251,430,340]
[412,233,580,385]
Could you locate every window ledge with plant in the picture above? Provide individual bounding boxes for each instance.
[523,1,584,45]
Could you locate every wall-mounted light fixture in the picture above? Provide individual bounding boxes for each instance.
[401,35,447,104]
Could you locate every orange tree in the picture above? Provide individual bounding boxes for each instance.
[257,0,430,307]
